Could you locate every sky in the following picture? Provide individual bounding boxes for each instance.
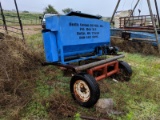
[1,0,160,17]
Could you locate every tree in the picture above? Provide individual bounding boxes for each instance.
[23,10,29,13]
[44,5,58,14]
[62,8,73,14]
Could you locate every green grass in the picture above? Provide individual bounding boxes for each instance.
[0,11,42,25]
[106,53,160,120]
[20,33,160,119]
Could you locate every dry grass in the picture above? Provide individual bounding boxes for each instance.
[0,38,43,119]
[111,38,159,56]
[43,92,77,120]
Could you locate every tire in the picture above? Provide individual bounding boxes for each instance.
[70,73,100,108]
[111,61,132,82]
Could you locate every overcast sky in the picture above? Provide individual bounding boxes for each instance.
[1,0,160,16]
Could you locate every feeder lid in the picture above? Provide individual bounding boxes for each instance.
[66,11,102,19]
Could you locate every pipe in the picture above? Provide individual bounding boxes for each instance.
[14,0,25,41]
[0,2,8,34]
[75,54,125,71]
[125,0,141,26]
[147,0,160,53]
[154,0,160,28]
[110,0,121,23]
[129,0,140,17]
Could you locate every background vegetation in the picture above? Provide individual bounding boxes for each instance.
[1,11,42,25]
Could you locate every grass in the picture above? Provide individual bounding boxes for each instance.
[0,11,42,25]
[106,53,160,120]
[3,32,160,119]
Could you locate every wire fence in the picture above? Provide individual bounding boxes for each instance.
[0,10,42,41]
[21,17,41,25]
[0,13,42,25]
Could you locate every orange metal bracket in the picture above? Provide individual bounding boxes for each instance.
[87,60,119,81]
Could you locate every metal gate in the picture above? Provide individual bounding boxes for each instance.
[0,0,25,41]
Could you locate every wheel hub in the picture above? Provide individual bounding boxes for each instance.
[74,80,90,102]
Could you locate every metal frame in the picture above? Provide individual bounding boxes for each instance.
[147,0,160,53]
[111,0,160,53]
[0,2,7,34]
[87,60,119,81]
[119,15,157,29]
[14,0,25,41]
[42,54,124,81]
[0,0,25,41]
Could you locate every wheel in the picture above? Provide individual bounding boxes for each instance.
[70,73,100,108]
[111,61,132,82]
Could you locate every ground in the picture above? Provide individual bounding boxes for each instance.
[23,25,42,35]
[0,25,41,36]
[0,24,160,120]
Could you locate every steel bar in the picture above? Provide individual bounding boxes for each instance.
[0,2,8,34]
[125,0,141,26]
[7,26,20,30]
[14,0,25,41]
[7,29,21,34]
[121,14,152,18]
[110,0,121,23]
[75,55,125,71]
[88,60,119,81]
[2,19,19,23]
[154,0,160,28]
[147,0,160,53]
[42,62,76,72]
[129,0,140,16]
[4,14,18,17]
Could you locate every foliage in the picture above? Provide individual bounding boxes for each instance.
[74,113,81,120]
[44,4,58,14]
[62,8,73,14]
[1,11,42,25]
[107,53,160,120]
[22,102,48,120]
[22,10,29,13]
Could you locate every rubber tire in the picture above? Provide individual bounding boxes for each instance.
[70,73,100,108]
[117,61,132,82]
[112,61,132,82]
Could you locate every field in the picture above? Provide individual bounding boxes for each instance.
[0,11,42,25]
[0,13,160,120]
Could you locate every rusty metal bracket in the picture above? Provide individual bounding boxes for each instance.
[88,60,119,81]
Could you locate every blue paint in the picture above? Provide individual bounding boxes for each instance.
[130,32,158,41]
[42,15,110,64]
[42,31,59,62]
[111,28,158,47]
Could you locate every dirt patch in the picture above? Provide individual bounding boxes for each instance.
[23,25,41,35]
[111,38,159,56]
[0,38,43,118]
[43,92,77,120]
[0,25,41,39]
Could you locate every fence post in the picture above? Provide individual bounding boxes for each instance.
[147,0,160,54]
[0,2,8,34]
[14,0,25,41]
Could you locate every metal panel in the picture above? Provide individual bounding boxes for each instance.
[43,15,110,64]
[42,31,59,62]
